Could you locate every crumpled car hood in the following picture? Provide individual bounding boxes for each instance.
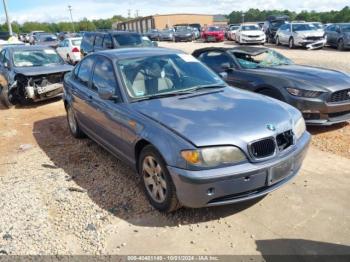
[296,30,324,38]
[14,64,73,76]
[242,30,264,36]
[131,87,296,147]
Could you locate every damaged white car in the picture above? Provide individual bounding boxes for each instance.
[275,22,326,49]
[0,46,73,108]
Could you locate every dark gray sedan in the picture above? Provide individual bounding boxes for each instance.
[325,23,350,50]
[63,48,310,212]
[193,46,350,125]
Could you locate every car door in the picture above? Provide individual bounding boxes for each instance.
[88,56,131,161]
[326,25,336,45]
[69,56,96,130]
[0,49,11,88]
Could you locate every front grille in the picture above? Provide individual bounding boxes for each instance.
[329,89,350,103]
[247,35,260,38]
[250,138,276,159]
[305,36,323,41]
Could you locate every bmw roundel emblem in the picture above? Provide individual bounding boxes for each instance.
[266,124,276,131]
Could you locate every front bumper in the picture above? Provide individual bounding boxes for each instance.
[168,132,311,208]
[295,38,326,49]
[240,36,265,44]
[286,95,350,125]
[175,35,192,41]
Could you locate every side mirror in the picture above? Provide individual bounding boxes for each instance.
[219,72,228,80]
[221,62,233,71]
[97,87,118,101]
[152,41,158,47]
[4,62,10,69]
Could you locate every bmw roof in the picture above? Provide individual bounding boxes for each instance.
[192,46,269,57]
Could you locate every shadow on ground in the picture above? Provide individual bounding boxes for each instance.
[0,96,62,110]
[33,115,263,227]
[256,239,350,262]
[307,122,349,135]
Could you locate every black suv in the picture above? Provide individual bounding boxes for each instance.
[80,31,151,57]
[263,15,289,43]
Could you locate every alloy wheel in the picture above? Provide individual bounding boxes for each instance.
[142,156,167,203]
[67,107,77,134]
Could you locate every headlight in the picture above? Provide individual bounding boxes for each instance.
[181,146,246,168]
[293,117,306,140]
[286,87,323,98]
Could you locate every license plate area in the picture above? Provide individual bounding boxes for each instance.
[268,158,294,185]
[207,36,215,41]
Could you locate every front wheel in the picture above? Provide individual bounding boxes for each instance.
[0,85,14,108]
[66,105,85,138]
[276,36,281,46]
[289,38,295,49]
[337,39,345,51]
[139,145,181,212]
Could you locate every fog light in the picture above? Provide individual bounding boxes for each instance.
[207,188,215,196]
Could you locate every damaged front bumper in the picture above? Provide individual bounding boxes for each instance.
[295,38,326,49]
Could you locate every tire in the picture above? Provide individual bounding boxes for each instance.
[67,54,73,65]
[276,36,281,46]
[66,104,86,138]
[0,85,14,108]
[289,37,295,49]
[139,145,181,212]
[337,39,345,51]
[258,88,284,101]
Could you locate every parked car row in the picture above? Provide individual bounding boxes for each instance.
[1,26,349,212]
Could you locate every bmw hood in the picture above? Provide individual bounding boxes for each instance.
[250,65,350,92]
[131,87,298,147]
[14,64,73,76]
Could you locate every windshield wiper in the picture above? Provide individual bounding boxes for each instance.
[133,90,194,102]
[187,84,226,92]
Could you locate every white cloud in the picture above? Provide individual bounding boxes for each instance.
[0,0,349,24]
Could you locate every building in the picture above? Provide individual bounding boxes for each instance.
[113,14,215,33]
[213,14,229,26]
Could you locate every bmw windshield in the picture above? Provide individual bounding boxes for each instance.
[117,54,225,101]
[233,50,293,69]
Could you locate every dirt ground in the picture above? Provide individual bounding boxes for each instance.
[0,42,349,256]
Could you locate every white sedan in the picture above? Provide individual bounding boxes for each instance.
[236,24,266,44]
[56,37,82,64]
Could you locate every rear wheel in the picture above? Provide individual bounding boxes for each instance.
[337,39,345,51]
[67,54,73,64]
[0,85,14,108]
[139,145,181,212]
[289,37,295,49]
[66,105,85,138]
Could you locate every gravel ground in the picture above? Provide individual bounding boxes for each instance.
[0,42,349,256]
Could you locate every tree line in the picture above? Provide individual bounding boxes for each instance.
[0,15,127,33]
[1,6,350,34]
[228,6,350,24]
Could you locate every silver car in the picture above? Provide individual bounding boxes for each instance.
[276,22,326,49]
[63,47,310,212]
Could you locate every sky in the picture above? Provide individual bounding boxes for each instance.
[0,0,349,24]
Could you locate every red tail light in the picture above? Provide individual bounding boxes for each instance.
[72,47,80,53]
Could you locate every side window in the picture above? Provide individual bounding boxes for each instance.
[328,25,335,32]
[199,51,232,72]
[76,57,94,86]
[82,34,95,52]
[92,57,118,94]
[102,35,113,49]
[94,35,103,48]
[3,50,10,63]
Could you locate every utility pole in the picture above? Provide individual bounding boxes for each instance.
[127,9,131,19]
[2,0,13,36]
[242,13,245,24]
[68,5,75,32]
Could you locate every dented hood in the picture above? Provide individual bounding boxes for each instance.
[14,64,73,76]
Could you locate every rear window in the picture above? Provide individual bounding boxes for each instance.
[113,34,142,47]
[81,33,95,52]
[71,39,82,46]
